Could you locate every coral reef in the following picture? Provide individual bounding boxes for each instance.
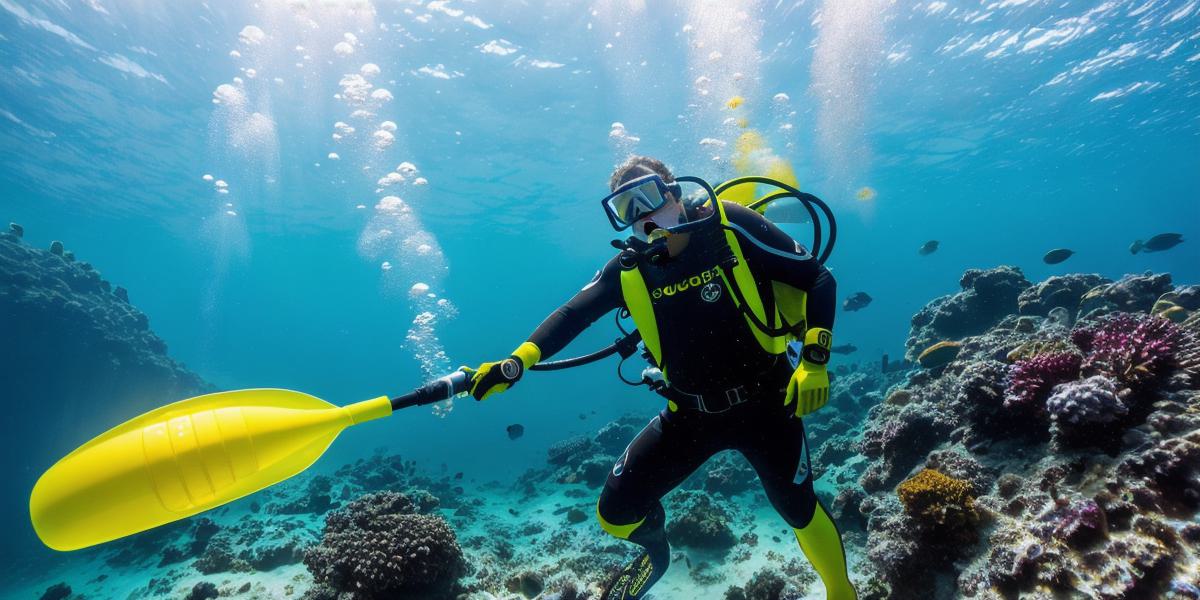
[1073,312,1197,389]
[1078,272,1174,319]
[1003,351,1081,413]
[1045,375,1128,448]
[666,491,737,552]
[849,268,1200,599]
[0,230,211,529]
[1017,273,1111,317]
[304,491,466,599]
[895,469,979,537]
[905,266,1031,361]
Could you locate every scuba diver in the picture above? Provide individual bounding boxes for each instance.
[466,155,856,599]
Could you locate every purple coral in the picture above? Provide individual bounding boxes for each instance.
[1072,313,1194,387]
[304,492,465,599]
[1046,376,1128,444]
[1051,499,1108,548]
[1004,352,1082,412]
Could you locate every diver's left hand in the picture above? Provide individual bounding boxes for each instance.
[784,362,829,417]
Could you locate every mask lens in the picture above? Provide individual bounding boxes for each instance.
[606,178,667,228]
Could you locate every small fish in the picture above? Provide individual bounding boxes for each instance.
[506,424,525,440]
[1130,233,1184,254]
[843,292,873,312]
[831,344,857,355]
[1043,248,1074,264]
[918,240,939,256]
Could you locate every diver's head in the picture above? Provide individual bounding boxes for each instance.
[605,156,687,241]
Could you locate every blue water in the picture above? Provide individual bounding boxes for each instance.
[2,0,1198,592]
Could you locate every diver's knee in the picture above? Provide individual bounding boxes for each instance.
[778,487,819,529]
[596,499,645,540]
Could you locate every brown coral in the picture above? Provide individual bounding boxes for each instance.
[896,469,979,530]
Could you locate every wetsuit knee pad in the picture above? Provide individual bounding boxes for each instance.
[596,499,665,541]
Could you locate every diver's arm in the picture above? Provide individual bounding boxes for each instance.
[722,202,836,331]
[723,202,836,416]
[468,256,623,400]
[527,255,625,360]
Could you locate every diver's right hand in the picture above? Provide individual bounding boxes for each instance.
[467,342,542,401]
[467,358,523,400]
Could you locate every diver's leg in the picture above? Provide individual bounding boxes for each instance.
[597,411,713,599]
[739,410,856,600]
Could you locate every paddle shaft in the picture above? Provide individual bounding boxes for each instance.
[391,370,472,410]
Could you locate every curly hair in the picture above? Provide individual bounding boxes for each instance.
[609,155,675,191]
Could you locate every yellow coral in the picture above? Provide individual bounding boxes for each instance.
[896,469,978,528]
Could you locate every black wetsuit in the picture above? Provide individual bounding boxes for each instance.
[527,202,837,597]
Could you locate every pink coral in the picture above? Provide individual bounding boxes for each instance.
[1072,313,1195,387]
[1003,352,1081,412]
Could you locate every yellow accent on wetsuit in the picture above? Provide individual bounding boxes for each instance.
[597,501,645,539]
[794,503,858,600]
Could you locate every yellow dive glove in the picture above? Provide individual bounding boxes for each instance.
[784,328,833,417]
[468,342,541,401]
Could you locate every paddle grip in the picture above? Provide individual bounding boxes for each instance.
[391,370,472,410]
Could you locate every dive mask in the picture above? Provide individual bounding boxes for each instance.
[601,174,718,233]
[601,174,683,231]
[605,174,721,265]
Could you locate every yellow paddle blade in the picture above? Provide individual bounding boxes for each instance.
[30,388,391,551]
